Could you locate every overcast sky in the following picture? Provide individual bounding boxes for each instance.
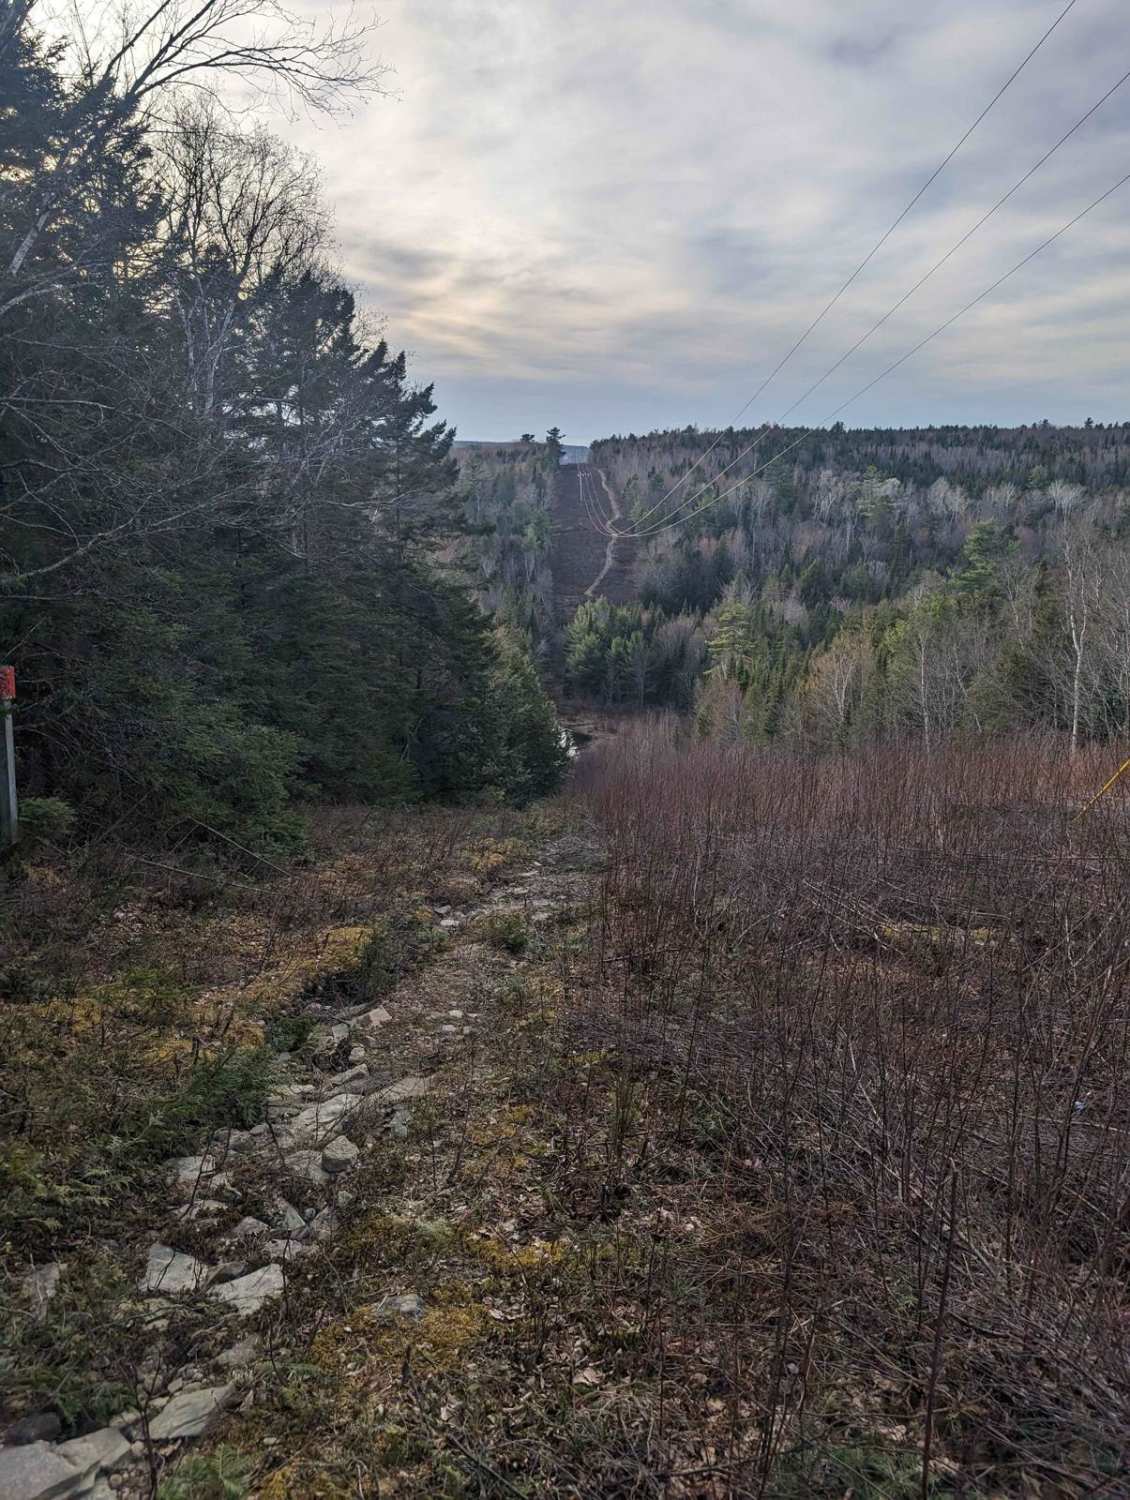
[279,0,1130,443]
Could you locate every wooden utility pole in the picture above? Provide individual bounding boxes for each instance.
[0,667,17,848]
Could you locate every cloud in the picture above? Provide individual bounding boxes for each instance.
[277,0,1130,440]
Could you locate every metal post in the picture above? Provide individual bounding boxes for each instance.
[0,667,17,847]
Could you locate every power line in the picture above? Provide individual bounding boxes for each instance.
[623,163,1130,542]
[776,61,1130,424]
[626,0,1082,535]
[631,56,1130,536]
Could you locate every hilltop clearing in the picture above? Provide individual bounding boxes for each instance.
[6,730,1129,1497]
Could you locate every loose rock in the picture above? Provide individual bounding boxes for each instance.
[288,1092,362,1145]
[230,1216,271,1241]
[216,1334,262,1369]
[373,1292,424,1322]
[147,1385,234,1442]
[167,1155,215,1190]
[56,1426,131,1478]
[284,1149,329,1186]
[140,1244,209,1296]
[321,1136,359,1174]
[301,1207,338,1243]
[268,1199,306,1235]
[356,1005,392,1031]
[376,1075,432,1106]
[325,1065,368,1094]
[210,1264,284,1316]
[0,1440,82,1500]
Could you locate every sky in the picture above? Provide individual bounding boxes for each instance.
[274,0,1130,444]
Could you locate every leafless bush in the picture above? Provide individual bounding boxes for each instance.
[564,724,1130,1494]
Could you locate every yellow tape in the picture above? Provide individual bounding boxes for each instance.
[1075,755,1130,821]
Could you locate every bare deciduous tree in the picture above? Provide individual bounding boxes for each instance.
[2,0,386,300]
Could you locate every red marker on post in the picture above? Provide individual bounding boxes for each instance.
[1,667,16,847]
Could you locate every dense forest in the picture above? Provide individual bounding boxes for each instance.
[557,423,1130,749]
[452,439,559,651]
[0,0,566,852]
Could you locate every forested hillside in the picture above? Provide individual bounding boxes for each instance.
[453,440,559,649]
[0,2,565,851]
[562,423,1130,748]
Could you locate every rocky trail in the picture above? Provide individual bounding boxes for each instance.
[2,828,597,1500]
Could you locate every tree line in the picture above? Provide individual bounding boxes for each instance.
[0,0,566,852]
[557,425,1130,751]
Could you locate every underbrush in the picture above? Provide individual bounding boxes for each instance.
[555,725,1130,1496]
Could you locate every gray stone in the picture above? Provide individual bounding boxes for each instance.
[374,1292,424,1322]
[312,1023,349,1055]
[265,1083,315,1121]
[55,1427,131,1478]
[376,1076,432,1106]
[209,1264,283,1316]
[230,1216,271,1240]
[301,1207,338,1243]
[147,1385,234,1442]
[388,1110,410,1140]
[0,1441,82,1500]
[264,1100,301,1122]
[285,1149,329,1187]
[268,1198,306,1234]
[215,1335,261,1369]
[167,1154,215,1188]
[347,1045,366,1065]
[448,1010,464,1020]
[321,1136,359,1174]
[21,1263,62,1318]
[288,1092,362,1145]
[173,1198,226,1222]
[326,1064,368,1093]
[265,1237,312,1262]
[4,1412,61,1446]
[140,1245,209,1296]
[356,1005,392,1031]
[348,1071,395,1097]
